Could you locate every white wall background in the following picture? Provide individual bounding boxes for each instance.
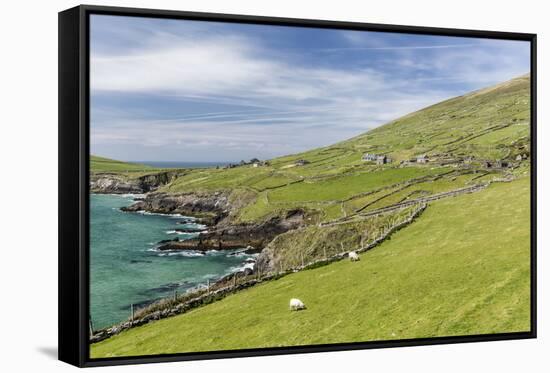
[0,0,547,371]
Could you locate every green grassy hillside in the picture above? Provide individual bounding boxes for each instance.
[90,75,531,357]
[339,74,530,161]
[155,75,530,224]
[91,177,530,357]
[90,155,155,173]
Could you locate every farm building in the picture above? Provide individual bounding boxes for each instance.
[376,155,392,165]
[484,160,510,169]
[295,159,310,166]
[416,154,429,163]
[495,160,510,168]
[362,153,378,161]
[250,159,270,167]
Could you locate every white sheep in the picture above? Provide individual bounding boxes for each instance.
[349,251,360,262]
[289,298,306,311]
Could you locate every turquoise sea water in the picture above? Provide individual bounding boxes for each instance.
[90,194,254,329]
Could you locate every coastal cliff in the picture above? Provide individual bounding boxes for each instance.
[121,191,306,252]
[121,191,231,225]
[90,170,183,194]
[156,209,305,252]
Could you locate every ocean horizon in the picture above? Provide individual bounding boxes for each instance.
[136,161,233,169]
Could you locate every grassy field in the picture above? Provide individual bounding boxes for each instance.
[90,155,156,173]
[91,177,530,358]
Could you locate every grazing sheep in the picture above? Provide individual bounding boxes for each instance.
[289,298,306,311]
[349,251,360,262]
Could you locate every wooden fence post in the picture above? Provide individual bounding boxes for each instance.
[207,279,210,293]
[323,247,327,261]
[174,290,178,301]
[233,273,237,288]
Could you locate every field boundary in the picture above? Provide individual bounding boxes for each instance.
[89,203,427,344]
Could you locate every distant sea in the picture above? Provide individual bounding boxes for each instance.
[137,161,232,169]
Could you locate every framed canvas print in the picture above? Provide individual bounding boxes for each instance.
[58,5,537,367]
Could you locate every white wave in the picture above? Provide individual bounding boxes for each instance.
[228,252,248,258]
[135,210,183,217]
[121,193,146,199]
[99,193,139,197]
[170,215,196,220]
[156,251,204,257]
[226,248,258,258]
[229,261,255,273]
[164,230,202,236]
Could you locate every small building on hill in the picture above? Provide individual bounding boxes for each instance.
[495,160,510,168]
[376,155,392,165]
[295,159,310,166]
[362,153,378,162]
[416,154,429,163]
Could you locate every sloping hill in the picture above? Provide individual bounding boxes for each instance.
[160,75,529,224]
[90,75,531,357]
[336,74,530,162]
[91,177,530,357]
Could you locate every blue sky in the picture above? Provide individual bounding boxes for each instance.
[90,15,530,162]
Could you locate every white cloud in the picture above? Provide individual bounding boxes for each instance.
[90,22,530,161]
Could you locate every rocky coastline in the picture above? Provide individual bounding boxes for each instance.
[155,210,305,252]
[120,191,231,226]
[121,190,306,253]
[90,170,183,194]
[95,178,308,292]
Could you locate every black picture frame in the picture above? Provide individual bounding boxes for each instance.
[58,4,537,368]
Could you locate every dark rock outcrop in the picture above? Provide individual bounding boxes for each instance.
[156,209,305,252]
[121,191,230,225]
